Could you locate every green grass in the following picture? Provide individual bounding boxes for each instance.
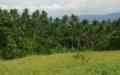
[0,51,120,75]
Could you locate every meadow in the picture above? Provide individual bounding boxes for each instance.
[0,51,120,75]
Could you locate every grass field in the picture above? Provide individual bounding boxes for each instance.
[0,51,120,75]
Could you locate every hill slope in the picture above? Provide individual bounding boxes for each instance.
[80,12,120,21]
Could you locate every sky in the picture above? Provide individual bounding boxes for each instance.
[0,0,120,16]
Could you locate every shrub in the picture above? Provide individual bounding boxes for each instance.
[0,27,18,59]
[73,52,89,64]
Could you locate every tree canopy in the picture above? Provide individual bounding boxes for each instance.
[0,8,120,59]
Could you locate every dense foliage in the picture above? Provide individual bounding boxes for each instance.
[0,8,120,59]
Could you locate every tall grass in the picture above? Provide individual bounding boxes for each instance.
[0,51,120,75]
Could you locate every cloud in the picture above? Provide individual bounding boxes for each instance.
[0,0,120,16]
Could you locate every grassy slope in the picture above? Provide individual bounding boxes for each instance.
[0,51,120,75]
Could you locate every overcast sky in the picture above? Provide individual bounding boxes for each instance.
[0,0,120,16]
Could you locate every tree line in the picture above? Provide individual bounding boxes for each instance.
[0,8,120,59]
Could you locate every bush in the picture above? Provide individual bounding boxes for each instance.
[16,37,35,56]
[0,27,18,59]
[107,30,120,50]
[73,52,89,64]
[0,39,18,59]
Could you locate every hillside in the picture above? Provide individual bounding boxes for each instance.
[80,12,120,21]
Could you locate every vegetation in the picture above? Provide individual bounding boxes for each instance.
[0,8,120,59]
[0,51,120,75]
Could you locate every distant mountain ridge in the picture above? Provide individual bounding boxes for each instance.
[80,12,120,21]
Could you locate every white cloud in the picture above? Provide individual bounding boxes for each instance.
[0,0,120,16]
